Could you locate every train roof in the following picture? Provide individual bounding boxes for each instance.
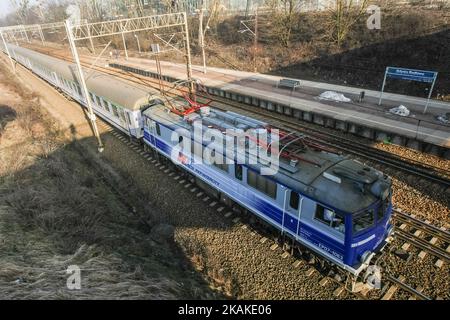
[8,44,154,111]
[144,104,387,213]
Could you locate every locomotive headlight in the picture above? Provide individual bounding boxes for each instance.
[360,251,373,264]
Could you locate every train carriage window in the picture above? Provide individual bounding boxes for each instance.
[95,96,103,108]
[155,123,161,136]
[290,191,300,210]
[247,170,258,189]
[353,210,374,234]
[266,179,277,199]
[89,93,96,104]
[146,118,153,131]
[101,98,109,111]
[256,174,266,192]
[213,161,228,173]
[111,104,120,118]
[235,165,243,181]
[118,109,126,123]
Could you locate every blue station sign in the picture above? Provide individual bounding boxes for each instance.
[386,67,437,83]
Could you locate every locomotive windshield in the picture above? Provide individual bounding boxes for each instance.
[353,209,375,235]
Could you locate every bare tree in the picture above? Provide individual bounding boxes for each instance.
[69,0,106,22]
[201,0,225,41]
[328,0,369,47]
[265,0,301,47]
[45,0,70,22]
[10,0,31,24]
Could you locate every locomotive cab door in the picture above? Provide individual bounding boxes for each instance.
[281,188,303,236]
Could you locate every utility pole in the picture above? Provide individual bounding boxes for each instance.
[0,31,16,73]
[38,25,45,46]
[12,32,19,46]
[152,43,164,96]
[197,7,207,74]
[121,25,128,60]
[246,0,252,17]
[134,34,141,54]
[182,12,194,96]
[22,25,30,43]
[65,20,104,152]
[254,8,258,73]
[86,26,96,54]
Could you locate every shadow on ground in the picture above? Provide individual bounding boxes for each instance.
[0,130,223,300]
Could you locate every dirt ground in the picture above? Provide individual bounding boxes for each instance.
[0,60,216,299]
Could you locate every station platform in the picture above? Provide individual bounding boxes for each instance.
[102,55,449,154]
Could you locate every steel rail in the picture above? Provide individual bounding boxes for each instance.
[393,210,450,244]
[385,275,432,300]
[394,230,450,263]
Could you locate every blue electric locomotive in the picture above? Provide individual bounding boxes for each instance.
[141,103,394,277]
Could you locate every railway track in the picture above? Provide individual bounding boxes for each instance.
[22,44,450,189]
[392,209,450,265]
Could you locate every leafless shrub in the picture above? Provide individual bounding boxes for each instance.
[325,0,370,47]
[265,0,301,47]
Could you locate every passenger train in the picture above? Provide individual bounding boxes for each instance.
[2,44,394,287]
